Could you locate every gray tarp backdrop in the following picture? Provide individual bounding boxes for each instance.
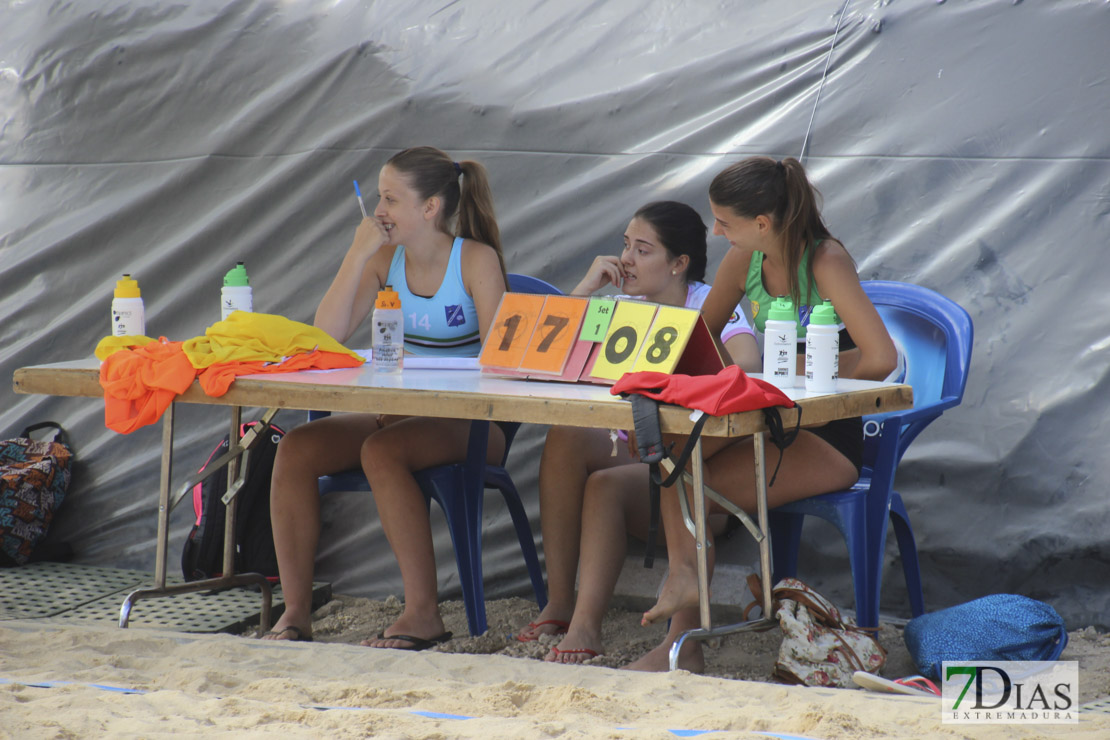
[2,1,1107,628]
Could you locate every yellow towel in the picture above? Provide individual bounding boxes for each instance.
[94,335,157,361]
[181,311,362,368]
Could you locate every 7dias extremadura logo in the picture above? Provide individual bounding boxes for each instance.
[942,661,1078,724]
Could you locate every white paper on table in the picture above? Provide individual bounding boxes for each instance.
[354,349,479,371]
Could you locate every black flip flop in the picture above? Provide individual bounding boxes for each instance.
[263,626,313,642]
[372,631,452,651]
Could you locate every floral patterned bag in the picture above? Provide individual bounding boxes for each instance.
[0,422,73,566]
[746,575,886,688]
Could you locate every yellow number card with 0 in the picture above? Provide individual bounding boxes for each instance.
[586,300,659,382]
[479,292,546,370]
[518,295,589,375]
[630,305,700,374]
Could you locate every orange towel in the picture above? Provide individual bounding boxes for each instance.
[99,338,197,434]
[96,314,365,433]
[197,349,364,396]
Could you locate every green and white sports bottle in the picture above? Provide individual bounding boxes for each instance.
[763,296,797,389]
[805,299,840,393]
[221,261,253,320]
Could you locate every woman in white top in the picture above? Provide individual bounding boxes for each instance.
[512,202,761,665]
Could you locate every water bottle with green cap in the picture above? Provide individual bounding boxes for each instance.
[805,299,840,393]
[221,261,253,320]
[763,295,797,389]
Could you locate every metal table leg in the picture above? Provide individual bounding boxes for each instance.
[668,430,776,670]
[119,404,273,631]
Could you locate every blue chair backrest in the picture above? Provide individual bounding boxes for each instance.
[859,281,974,469]
[507,273,563,296]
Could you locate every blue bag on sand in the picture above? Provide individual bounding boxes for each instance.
[904,594,1068,679]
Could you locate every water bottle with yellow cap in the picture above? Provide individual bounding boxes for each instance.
[372,285,403,373]
[111,274,145,337]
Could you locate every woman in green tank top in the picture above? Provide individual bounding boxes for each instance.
[629,156,898,673]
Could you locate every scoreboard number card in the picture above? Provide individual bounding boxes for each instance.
[518,295,589,375]
[583,300,659,382]
[629,304,700,374]
[479,292,546,370]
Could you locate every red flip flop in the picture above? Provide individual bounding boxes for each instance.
[550,646,600,663]
[515,619,570,642]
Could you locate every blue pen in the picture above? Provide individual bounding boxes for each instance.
[353,180,368,219]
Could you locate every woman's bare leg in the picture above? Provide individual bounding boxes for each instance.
[360,417,505,648]
[545,464,648,664]
[265,414,380,640]
[641,432,859,627]
[518,426,635,641]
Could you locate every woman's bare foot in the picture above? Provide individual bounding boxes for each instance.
[544,627,604,665]
[641,568,702,626]
[361,610,446,649]
[261,613,312,641]
[623,638,705,674]
[514,604,572,642]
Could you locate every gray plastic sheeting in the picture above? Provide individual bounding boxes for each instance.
[2,1,1107,627]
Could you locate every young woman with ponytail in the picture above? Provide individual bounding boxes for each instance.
[629,157,898,672]
[265,146,508,649]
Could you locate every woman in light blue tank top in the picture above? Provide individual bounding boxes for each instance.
[265,147,509,649]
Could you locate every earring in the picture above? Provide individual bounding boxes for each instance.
[671,270,677,275]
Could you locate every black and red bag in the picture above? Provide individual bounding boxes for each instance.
[1,422,73,566]
[181,420,284,581]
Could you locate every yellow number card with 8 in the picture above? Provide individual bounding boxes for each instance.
[586,300,658,382]
[630,305,699,374]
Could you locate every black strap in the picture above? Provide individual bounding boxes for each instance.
[762,405,802,487]
[20,421,68,448]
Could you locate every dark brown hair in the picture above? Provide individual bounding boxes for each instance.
[709,156,835,308]
[632,201,707,283]
[387,146,507,286]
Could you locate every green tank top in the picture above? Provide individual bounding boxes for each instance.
[745,249,821,338]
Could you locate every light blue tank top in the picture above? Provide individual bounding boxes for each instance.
[384,236,481,357]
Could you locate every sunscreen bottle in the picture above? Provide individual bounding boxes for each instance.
[221,261,253,320]
[805,299,840,393]
[762,296,797,390]
[372,285,403,373]
[111,274,145,337]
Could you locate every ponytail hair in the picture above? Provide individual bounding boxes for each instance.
[709,156,834,309]
[632,201,708,283]
[386,146,507,286]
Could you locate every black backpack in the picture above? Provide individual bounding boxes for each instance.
[181,420,284,581]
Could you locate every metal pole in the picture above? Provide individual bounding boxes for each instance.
[691,436,711,631]
[153,403,174,590]
[221,406,242,577]
[753,430,773,617]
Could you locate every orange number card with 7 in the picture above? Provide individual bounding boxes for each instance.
[518,295,589,375]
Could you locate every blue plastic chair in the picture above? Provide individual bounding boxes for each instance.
[768,281,973,628]
[315,273,561,636]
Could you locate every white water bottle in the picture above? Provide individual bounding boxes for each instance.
[805,299,840,393]
[762,296,797,390]
[372,285,404,373]
[221,261,253,320]
[111,274,145,337]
